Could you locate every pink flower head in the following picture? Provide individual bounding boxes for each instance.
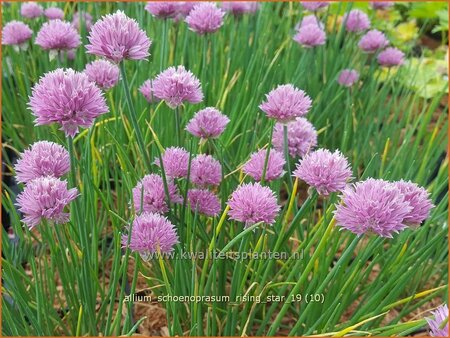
[139,79,160,103]
[272,117,318,158]
[178,2,196,17]
[44,7,64,20]
[132,174,182,214]
[185,2,225,35]
[221,2,260,15]
[293,24,326,48]
[190,154,222,187]
[29,68,108,137]
[84,59,120,90]
[297,15,324,30]
[145,2,179,19]
[344,9,370,33]
[393,180,434,226]
[152,65,203,109]
[259,84,312,123]
[187,189,221,217]
[337,69,360,87]
[14,141,70,184]
[154,146,190,179]
[72,11,93,31]
[228,182,280,227]
[186,107,230,139]
[2,21,33,47]
[370,2,394,10]
[21,2,43,19]
[16,176,78,229]
[243,149,285,182]
[35,20,81,51]
[122,212,179,255]
[358,29,389,53]
[300,2,329,11]
[293,148,352,195]
[377,47,404,67]
[426,305,449,337]
[86,10,151,63]
[335,178,412,238]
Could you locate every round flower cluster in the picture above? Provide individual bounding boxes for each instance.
[86,10,151,63]
[139,79,159,103]
[259,84,312,123]
[21,2,43,19]
[243,149,285,182]
[35,20,81,52]
[186,107,230,139]
[272,117,318,158]
[44,7,64,20]
[185,3,225,35]
[14,141,78,229]
[293,148,352,196]
[153,65,203,109]
[335,178,434,238]
[2,21,33,48]
[29,68,108,137]
[84,59,120,90]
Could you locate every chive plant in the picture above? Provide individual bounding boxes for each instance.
[2,1,448,337]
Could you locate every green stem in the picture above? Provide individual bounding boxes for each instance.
[283,124,293,189]
[175,106,181,146]
[119,62,151,170]
[261,120,275,185]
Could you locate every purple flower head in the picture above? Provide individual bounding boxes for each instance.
[84,59,120,90]
[72,11,93,31]
[35,20,81,52]
[14,141,70,184]
[29,68,108,138]
[16,176,78,229]
[21,2,43,19]
[293,24,326,48]
[190,154,222,187]
[334,178,412,238]
[187,189,221,217]
[154,146,190,179]
[300,2,329,11]
[185,2,225,35]
[243,149,285,182]
[337,69,360,87]
[297,15,324,30]
[145,2,179,19]
[152,65,203,108]
[186,107,230,139]
[178,2,196,17]
[139,79,160,103]
[122,212,179,255]
[377,47,405,67]
[132,174,182,214]
[426,305,449,337]
[45,7,64,20]
[293,148,352,195]
[86,10,151,63]
[370,2,394,10]
[393,180,434,226]
[260,84,312,123]
[344,9,370,33]
[227,182,280,227]
[2,21,33,47]
[221,2,260,15]
[272,117,318,158]
[358,29,389,53]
